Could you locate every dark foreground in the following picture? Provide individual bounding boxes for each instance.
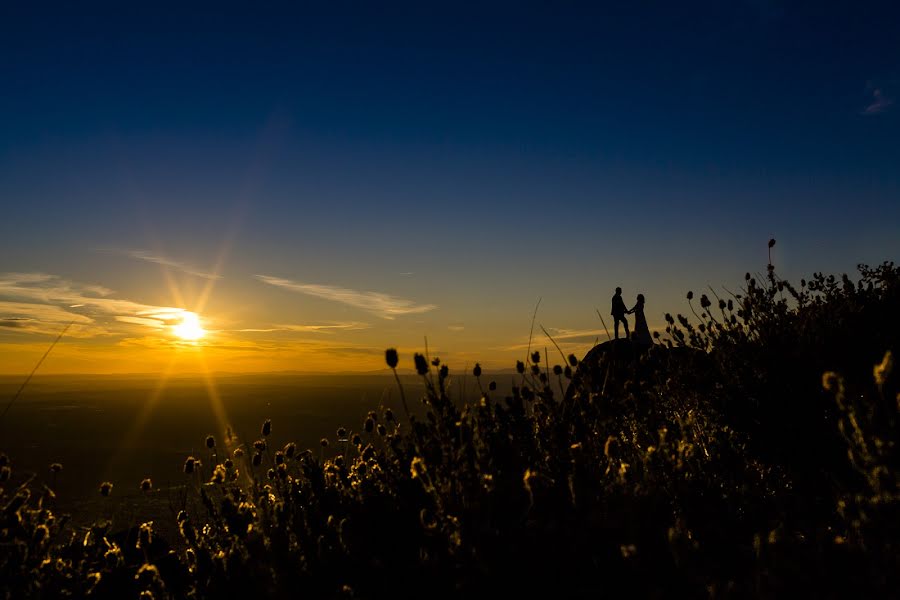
[2,263,899,599]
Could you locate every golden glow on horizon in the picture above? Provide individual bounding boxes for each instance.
[172,312,206,341]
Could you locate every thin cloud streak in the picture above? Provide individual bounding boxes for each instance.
[255,275,437,319]
[862,88,893,115]
[104,249,222,279]
[237,322,370,334]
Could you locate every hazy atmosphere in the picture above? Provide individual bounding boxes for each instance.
[2,2,898,374]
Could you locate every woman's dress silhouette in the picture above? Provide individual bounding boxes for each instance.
[630,294,653,346]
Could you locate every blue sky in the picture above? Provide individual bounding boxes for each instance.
[0,1,898,373]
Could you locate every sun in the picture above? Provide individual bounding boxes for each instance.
[172,312,206,341]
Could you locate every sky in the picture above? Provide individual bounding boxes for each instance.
[1,1,899,374]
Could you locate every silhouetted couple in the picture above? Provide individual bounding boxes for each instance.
[611,287,652,345]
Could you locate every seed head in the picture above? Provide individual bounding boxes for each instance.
[531,351,541,364]
[687,291,694,301]
[261,419,272,437]
[99,481,113,497]
[414,353,429,375]
[205,435,215,449]
[488,380,497,391]
[516,360,525,374]
[473,363,482,377]
[567,354,578,367]
[385,348,399,369]
[140,478,152,492]
[183,457,196,474]
[874,351,894,386]
[49,462,63,473]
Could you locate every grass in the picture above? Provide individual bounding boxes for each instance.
[1,261,898,599]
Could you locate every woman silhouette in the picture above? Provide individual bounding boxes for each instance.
[629,294,653,346]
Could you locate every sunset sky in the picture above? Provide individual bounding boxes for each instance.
[1,2,899,374]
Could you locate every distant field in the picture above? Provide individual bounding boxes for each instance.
[0,372,516,531]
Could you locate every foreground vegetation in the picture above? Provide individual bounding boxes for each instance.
[2,262,899,598]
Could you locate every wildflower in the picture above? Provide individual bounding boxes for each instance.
[99,481,113,497]
[211,464,226,484]
[267,468,275,480]
[320,437,329,448]
[364,417,375,433]
[768,238,776,248]
[351,433,362,446]
[361,444,376,461]
[431,356,441,366]
[140,478,152,492]
[274,451,284,465]
[33,524,49,544]
[385,348,399,369]
[284,442,297,458]
[183,457,197,474]
[553,365,562,376]
[687,291,694,300]
[567,354,578,367]
[262,419,272,437]
[104,545,122,567]
[254,439,267,452]
[530,364,540,375]
[473,363,482,377]
[233,447,245,458]
[377,423,387,436]
[137,521,153,549]
[439,364,449,379]
[49,462,63,473]
[205,435,215,449]
[384,408,394,422]
[414,353,429,375]
[531,351,541,364]
[700,295,711,309]
[489,381,497,391]
[822,372,841,393]
[410,456,427,479]
[337,427,348,440]
[564,366,572,379]
[135,563,161,585]
[516,360,525,374]
[224,458,233,469]
[874,351,893,386]
[252,453,262,467]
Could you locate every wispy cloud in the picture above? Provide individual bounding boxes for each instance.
[501,327,608,352]
[104,249,221,279]
[255,275,437,319]
[0,272,190,337]
[862,88,893,115]
[237,322,370,334]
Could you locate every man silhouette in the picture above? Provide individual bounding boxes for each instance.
[611,287,630,340]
